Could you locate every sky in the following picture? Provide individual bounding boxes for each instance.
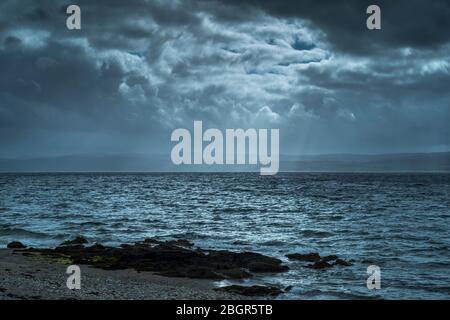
[0,0,449,159]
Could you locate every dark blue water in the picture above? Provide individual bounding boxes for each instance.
[0,173,449,299]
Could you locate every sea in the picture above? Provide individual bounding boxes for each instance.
[0,172,449,299]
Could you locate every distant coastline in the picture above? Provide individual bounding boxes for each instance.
[0,152,449,173]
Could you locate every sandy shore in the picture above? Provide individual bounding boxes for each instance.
[0,249,243,300]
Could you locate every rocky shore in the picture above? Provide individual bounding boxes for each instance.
[1,237,353,300]
[0,248,242,300]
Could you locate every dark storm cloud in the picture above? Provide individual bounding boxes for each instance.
[0,0,449,159]
[213,0,450,54]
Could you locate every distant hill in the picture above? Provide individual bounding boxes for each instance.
[0,154,169,172]
[281,152,450,172]
[0,152,449,172]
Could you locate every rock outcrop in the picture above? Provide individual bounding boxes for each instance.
[286,252,352,269]
[7,241,26,249]
[22,237,289,280]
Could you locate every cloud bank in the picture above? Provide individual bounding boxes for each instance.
[0,0,449,159]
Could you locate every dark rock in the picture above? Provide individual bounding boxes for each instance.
[60,236,88,246]
[218,285,283,296]
[142,238,161,245]
[235,251,284,266]
[88,243,105,251]
[207,251,288,273]
[247,261,289,273]
[218,268,252,279]
[287,252,353,269]
[309,261,333,269]
[286,252,321,262]
[334,258,353,266]
[322,255,339,262]
[284,285,294,292]
[141,238,194,247]
[166,239,194,247]
[55,244,85,252]
[7,241,26,249]
[20,238,289,280]
[6,293,26,299]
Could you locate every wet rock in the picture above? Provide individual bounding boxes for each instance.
[60,236,88,246]
[88,243,105,251]
[141,238,194,248]
[7,241,26,249]
[55,244,85,253]
[322,255,339,262]
[219,268,252,279]
[7,293,27,299]
[166,239,194,247]
[287,252,353,269]
[247,261,289,273]
[286,252,321,262]
[284,285,294,292]
[207,251,289,273]
[23,238,289,280]
[334,258,353,266]
[309,261,333,269]
[218,285,283,296]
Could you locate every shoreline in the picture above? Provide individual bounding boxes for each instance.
[0,237,356,300]
[0,248,243,300]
